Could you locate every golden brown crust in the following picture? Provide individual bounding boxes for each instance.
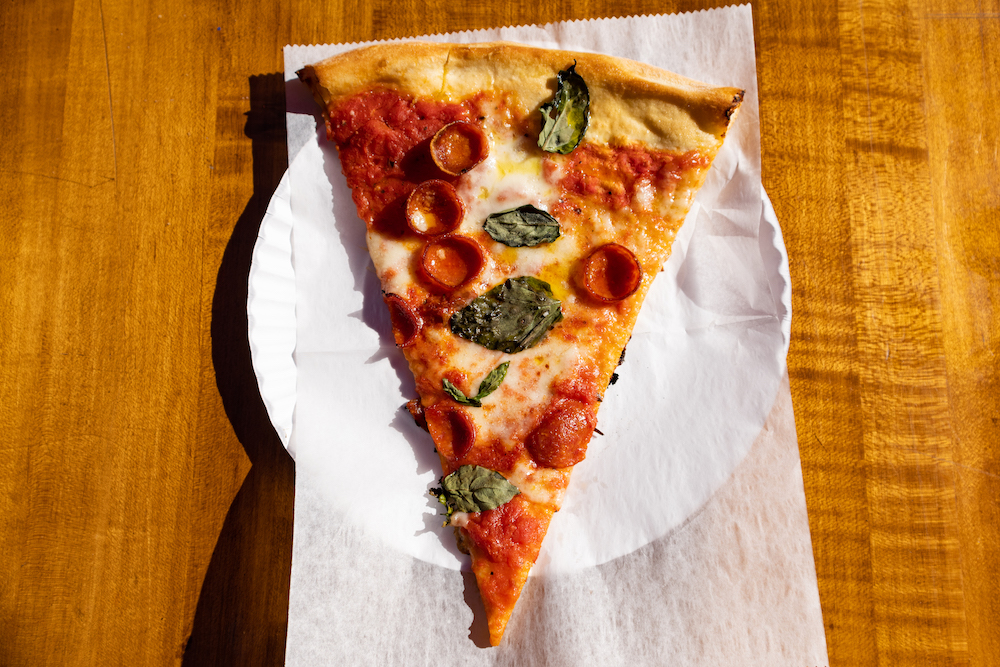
[297,41,743,153]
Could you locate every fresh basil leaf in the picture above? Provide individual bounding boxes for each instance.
[443,378,481,407]
[441,362,510,407]
[484,205,560,247]
[537,63,590,154]
[436,465,519,515]
[474,362,509,400]
[450,277,563,353]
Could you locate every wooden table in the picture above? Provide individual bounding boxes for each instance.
[1,1,996,665]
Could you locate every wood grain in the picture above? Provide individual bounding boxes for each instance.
[922,2,1000,665]
[1,0,997,665]
[758,0,1000,664]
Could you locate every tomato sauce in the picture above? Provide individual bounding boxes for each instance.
[550,143,708,214]
[328,89,485,233]
[452,437,523,475]
[463,495,546,568]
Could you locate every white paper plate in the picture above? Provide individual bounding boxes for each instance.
[247,171,296,447]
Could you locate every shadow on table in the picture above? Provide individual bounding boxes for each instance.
[183,72,294,667]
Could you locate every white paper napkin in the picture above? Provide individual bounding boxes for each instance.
[279,6,827,665]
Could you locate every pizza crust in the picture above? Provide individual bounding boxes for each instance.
[298,41,743,153]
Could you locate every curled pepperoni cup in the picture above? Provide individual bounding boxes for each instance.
[525,399,596,468]
[405,179,465,237]
[383,293,422,347]
[419,235,485,292]
[430,121,489,176]
[580,243,642,303]
[426,404,477,461]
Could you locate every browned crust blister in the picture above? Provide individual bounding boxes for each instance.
[297,41,743,154]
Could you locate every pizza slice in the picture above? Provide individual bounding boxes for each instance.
[297,41,742,645]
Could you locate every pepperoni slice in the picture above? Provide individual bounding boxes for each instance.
[405,179,465,237]
[525,399,596,468]
[426,404,477,461]
[580,243,642,302]
[418,234,485,292]
[430,121,490,176]
[383,293,422,347]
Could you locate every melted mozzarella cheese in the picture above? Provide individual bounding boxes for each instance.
[633,178,655,212]
[470,340,581,446]
[372,235,422,296]
[506,460,568,508]
[457,134,558,234]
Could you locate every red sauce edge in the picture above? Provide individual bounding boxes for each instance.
[328,89,487,230]
[463,495,547,570]
[550,143,708,214]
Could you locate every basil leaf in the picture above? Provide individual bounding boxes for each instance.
[484,205,560,247]
[443,378,481,407]
[436,465,519,515]
[441,363,509,407]
[450,277,563,353]
[474,361,509,400]
[537,63,590,154]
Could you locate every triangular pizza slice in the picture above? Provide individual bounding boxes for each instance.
[298,41,742,645]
